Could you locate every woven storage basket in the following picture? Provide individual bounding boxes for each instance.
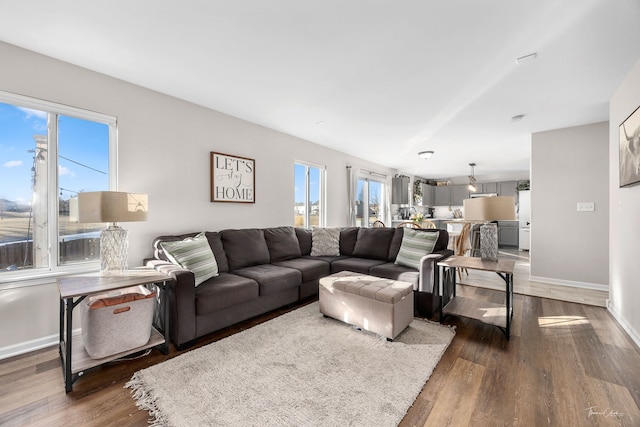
[81,285,156,359]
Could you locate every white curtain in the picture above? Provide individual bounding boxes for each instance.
[384,176,392,226]
[346,165,357,226]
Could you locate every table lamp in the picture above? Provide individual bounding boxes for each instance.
[463,196,515,261]
[78,191,148,274]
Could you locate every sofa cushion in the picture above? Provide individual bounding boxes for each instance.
[302,254,350,263]
[352,227,396,260]
[160,232,219,286]
[273,258,330,283]
[430,228,449,252]
[295,227,313,255]
[232,264,301,296]
[330,257,387,274]
[195,273,259,314]
[311,228,341,256]
[204,231,229,273]
[388,228,405,261]
[339,227,360,256]
[370,263,419,290]
[221,228,270,271]
[264,226,301,262]
[394,229,439,270]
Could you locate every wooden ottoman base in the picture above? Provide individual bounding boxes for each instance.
[319,271,414,340]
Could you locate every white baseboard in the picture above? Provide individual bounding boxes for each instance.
[607,302,640,350]
[0,334,58,361]
[529,275,608,292]
[0,328,81,361]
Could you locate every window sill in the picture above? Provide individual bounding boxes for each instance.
[0,262,100,289]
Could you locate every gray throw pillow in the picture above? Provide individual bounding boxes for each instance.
[310,228,341,256]
[394,229,439,270]
[160,232,219,286]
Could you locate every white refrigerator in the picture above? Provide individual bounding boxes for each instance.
[518,190,531,251]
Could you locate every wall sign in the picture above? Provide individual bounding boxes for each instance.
[619,105,640,187]
[210,152,255,203]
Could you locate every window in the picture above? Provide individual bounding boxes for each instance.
[356,175,386,227]
[0,91,116,280]
[294,162,326,228]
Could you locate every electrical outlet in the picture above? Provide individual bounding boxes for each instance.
[577,202,595,212]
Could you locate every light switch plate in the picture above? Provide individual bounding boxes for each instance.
[577,202,595,212]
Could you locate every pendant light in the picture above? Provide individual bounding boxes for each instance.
[468,163,477,192]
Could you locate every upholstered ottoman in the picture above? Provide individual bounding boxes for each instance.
[319,271,414,340]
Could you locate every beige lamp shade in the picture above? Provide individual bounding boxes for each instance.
[78,191,148,223]
[463,196,516,221]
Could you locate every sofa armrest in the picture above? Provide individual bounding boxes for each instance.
[417,249,454,293]
[146,260,197,346]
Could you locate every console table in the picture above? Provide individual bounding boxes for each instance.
[57,269,171,392]
[438,256,515,339]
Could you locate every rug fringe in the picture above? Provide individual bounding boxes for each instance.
[125,372,168,426]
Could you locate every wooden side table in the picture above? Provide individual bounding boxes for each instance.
[438,256,515,339]
[57,269,171,392]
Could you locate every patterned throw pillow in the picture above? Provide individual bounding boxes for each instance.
[394,229,439,270]
[310,228,341,256]
[160,232,218,286]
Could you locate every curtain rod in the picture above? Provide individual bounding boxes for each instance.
[347,165,387,179]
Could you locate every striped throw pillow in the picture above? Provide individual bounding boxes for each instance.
[160,232,218,286]
[394,229,439,270]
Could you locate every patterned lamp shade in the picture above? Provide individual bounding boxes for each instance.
[463,196,515,261]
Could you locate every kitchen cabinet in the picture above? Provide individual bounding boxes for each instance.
[434,185,450,206]
[451,185,469,206]
[483,182,498,193]
[498,221,518,247]
[470,182,497,194]
[434,184,469,206]
[391,176,410,204]
[498,181,517,198]
[421,184,435,206]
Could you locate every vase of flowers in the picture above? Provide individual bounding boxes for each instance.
[410,212,424,225]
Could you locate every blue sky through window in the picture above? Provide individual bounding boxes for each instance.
[294,163,320,204]
[0,102,108,206]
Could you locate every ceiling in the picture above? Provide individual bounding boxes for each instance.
[1,0,639,181]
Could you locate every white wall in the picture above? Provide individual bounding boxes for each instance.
[530,122,609,288]
[609,59,640,346]
[0,41,396,358]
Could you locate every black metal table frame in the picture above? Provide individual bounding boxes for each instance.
[59,280,170,392]
[439,264,514,339]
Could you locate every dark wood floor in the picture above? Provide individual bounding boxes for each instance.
[1,290,639,427]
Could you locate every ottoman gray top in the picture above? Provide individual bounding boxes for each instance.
[319,271,413,304]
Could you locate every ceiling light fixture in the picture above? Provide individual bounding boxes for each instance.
[511,114,525,122]
[468,162,477,192]
[516,52,538,64]
[418,150,434,159]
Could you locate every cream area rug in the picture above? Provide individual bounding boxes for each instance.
[126,302,455,426]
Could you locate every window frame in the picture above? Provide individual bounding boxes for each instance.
[0,90,117,285]
[357,173,387,227]
[294,160,326,229]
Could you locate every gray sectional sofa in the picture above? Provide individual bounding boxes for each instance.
[147,226,452,348]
